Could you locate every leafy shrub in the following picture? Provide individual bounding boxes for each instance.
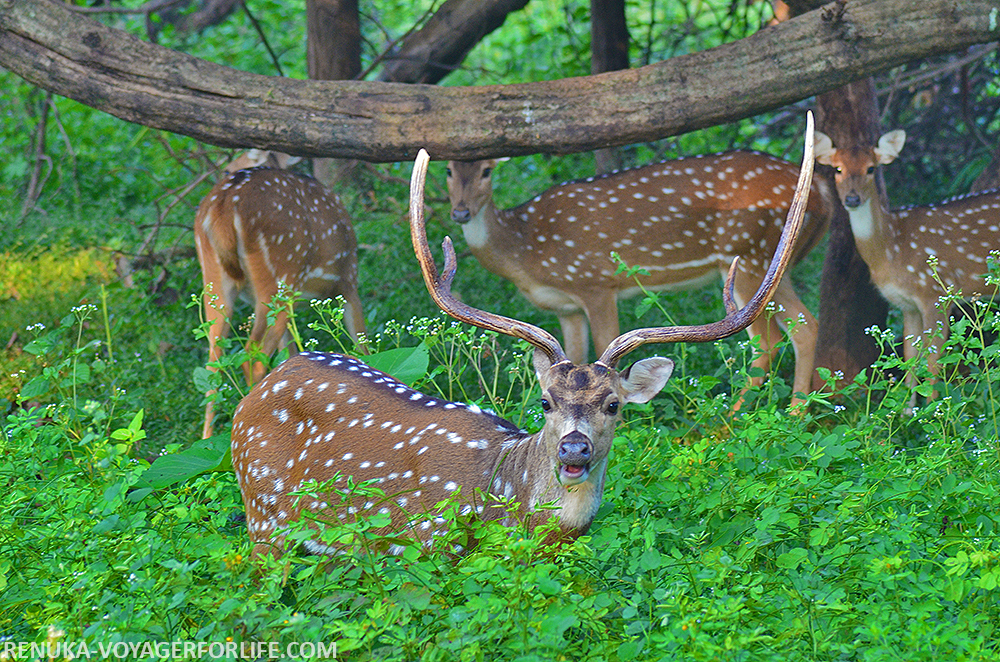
[4,265,1000,659]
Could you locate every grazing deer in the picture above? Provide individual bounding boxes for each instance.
[194,150,366,438]
[230,115,816,559]
[814,130,999,382]
[446,148,836,404]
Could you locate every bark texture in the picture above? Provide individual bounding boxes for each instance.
[1,0,998,162]
[377,0,530,84]
[307,0,361,82]
[591,0,630,174]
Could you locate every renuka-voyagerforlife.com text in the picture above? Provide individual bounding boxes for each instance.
[1,640,338,660]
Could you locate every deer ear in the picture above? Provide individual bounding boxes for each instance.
[532,349,554,380]
[619,357,674,404]
[244,148,266,164]
[813,131,836,165]
[875,130,906,165]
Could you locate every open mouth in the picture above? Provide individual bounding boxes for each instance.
[559,463,590,485]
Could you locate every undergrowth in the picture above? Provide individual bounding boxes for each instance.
[2,262,999,660]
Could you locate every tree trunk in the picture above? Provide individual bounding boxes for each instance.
[377,0,530,84]
[811,79,890,389]
[2,0,997,162]
[306,0,361,185]
[146,0,240,43]
[307,0,360,81]
[591,0,629,174]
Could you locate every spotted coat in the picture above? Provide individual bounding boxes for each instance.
[447,151,837,401]
[231,350,673,557]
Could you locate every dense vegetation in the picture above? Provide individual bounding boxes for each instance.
[2,1,999,659]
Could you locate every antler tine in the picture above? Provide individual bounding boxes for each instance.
[597,111,817,368]
[409,149,568,365]
[721,255,741,315]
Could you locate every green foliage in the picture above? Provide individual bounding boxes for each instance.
[4,287,1000,658]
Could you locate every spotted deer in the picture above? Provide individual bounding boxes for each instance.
[446,148,836,404]
[194,150,366,438]
[814,130,1000,382]
[230,116,816,558]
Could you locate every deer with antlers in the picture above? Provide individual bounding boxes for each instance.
[814,129,999,382]
[194,150,366,439]
[230,117,816,558]
[446,144,835,405]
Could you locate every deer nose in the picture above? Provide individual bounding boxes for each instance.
[451,207,471,223]
[558,431,592,466]
[844,192,861,209]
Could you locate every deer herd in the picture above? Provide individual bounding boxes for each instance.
[191,112,1000,556]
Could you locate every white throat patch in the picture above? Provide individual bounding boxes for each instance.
[461,207,490,249]
[846,198,876,240]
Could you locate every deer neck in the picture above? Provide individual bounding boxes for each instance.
[485,429,606,539]
[844,188,899,284]
[460,200,530,280]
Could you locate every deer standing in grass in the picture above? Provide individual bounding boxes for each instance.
[446,147,836,404]
[814,130,999,383]
[194,150,366,438]
[230,116,816,559]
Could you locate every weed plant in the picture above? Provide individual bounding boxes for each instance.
[3,262,1000,660]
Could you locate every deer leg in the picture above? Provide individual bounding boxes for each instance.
[196,239,238,438]
[745,315,780,387]
[246,296,292,385]
[580,290,621,364]
[242,253,295,385]
[340,287,368,354]
[900,307,928,411]
[923,306,949,378]
[768,279,818,407]
[557,311,592,365]
[730,269,777,391]
[921,303,950,402]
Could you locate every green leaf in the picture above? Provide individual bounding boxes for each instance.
[537,576,562,596]
[192,366,218,394]
[363,343,429,386]
[634,296,654,319]
[617,640,643,660]
[943,577,967,602]
[19,376,51,400]
[137,435,232,489]
[776,547,809,569]
[639,547,662,571]
[72,362,92,384]
[91,515,120,535]
[539,603,578,638]
[23,336,56,356]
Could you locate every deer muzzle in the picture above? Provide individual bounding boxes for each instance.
[557,431,593,485]
[844,192,862,209]
[451,207,472,224]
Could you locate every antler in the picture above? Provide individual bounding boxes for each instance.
[409,149,569,365]
[597,110,817,368]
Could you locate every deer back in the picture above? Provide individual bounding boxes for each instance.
[194,166,359,304]
[448,151,835,290]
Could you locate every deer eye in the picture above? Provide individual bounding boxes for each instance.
[482,168,492,178]
[445,167,452,177]
[606,401,620,415]
[866,166,875,175]
[540,398,552,412]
